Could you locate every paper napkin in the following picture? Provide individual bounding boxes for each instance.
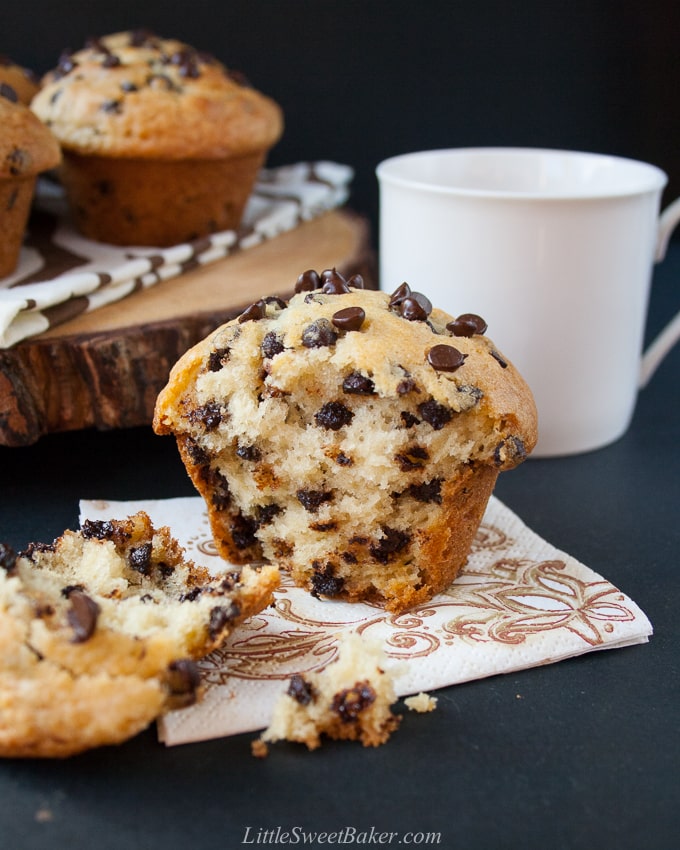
[78,495,652,747]
[0,161,353,348]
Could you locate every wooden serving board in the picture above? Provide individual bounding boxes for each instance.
[0,209,375,447]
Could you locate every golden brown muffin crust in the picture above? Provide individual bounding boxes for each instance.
[0,90,61,179]
[0,56,39,105]
[31,30,283,159]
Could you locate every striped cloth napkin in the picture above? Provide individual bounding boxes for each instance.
[0,161,353,348]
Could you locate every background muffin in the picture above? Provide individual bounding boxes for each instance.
[30,30,283,246]
[0,83,61,277]
[0,55,39,105]
[154,270,538,613]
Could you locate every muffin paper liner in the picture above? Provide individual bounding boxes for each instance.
[78,495,653,747]
[0,161,353,349]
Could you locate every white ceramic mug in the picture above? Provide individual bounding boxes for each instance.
[377,147,680,457]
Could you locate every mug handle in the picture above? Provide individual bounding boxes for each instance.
[639,197,680,388]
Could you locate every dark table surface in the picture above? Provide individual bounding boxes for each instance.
[1,244,679,850]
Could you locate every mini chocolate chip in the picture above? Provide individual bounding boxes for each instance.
[287,674,315,705]
[61,584,85,598]
[53,52,78,79]
[342,371,375,395]
[230,514,258,549]
[398,293,432,321]
[494,436,527,467]
[408,478,443,504]
[166,659,201,697]
[100,98,123,113]
[189,402,223,431]
[209,603,241,639]
[315,401,354,430]
[427,344,467,372]
[490,350,508,368]
[129,28,156,47]
[256,504,282,525]
[331,681,376,722]
[335,452,353,466]
[310,562,344,598]
[301,318,338,348]
[389,282,411,306]
[168,49,201,79]
[120,80,138,92]
[208,347,229,371]
[296,488,333,513]
[66,589,100,643]
[102,53,121,68]
[261,331,284,358]
[395,445,429,471]
[0,83,18,103]
[332,306,365,332]
[0,543,17,573]
[6,148,27,177]
[320,268,351,294]
[458,384,484,405]
[370,527,411,563]
[21,541,56,560]
[238,299,266,323]
[81,519,115,540]
[417,398,453,430]
[447,313,488,337]
[179,60,200,79]
[128,543,152,575]
[205,468,231,510]
[236,443,261,461]
[400,411,420,428]
[185,438,209,466]
[346,273,364,289]
[295,269,321,292]
[220,572,240,591]
[396,376,418,395]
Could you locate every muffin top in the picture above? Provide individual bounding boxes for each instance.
[154,271,538,472]
[0,55,39,105]
[30,30,284,160]
[0,83,61,179]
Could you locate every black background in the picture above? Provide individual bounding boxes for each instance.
[3,0,680,235]
[1,5,679,849]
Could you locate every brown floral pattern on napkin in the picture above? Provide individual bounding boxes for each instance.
[78,495,652,745]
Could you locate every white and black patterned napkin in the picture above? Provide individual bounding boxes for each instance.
[0,161,353,348]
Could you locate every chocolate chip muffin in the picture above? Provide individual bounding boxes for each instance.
[153,270,538,613]
[0,82,61,277]
[0,511,278,757]
[253,632,401,754]
[30,29,283,246]
[0,55,39,105]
